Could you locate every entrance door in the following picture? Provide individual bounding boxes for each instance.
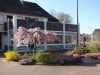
[0,33,2,49]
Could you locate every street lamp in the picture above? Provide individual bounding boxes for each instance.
[76,0,80,46]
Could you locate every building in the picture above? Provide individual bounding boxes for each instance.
[0,0,80,52]
[91,29,100,42]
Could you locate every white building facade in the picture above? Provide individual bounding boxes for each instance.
[0,0,80,52]
[0,14,80,52]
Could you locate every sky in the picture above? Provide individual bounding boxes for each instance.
[25,0,100,34]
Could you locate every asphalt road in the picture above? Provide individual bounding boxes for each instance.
[0,58,100,75]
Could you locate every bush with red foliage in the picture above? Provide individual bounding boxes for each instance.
[59,51,82,65]
[91,55,100,60]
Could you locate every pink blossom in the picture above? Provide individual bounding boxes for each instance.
[18,26,27,33]
[14,26,58,46]
[22,38,32,45]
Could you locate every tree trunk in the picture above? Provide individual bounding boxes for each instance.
[33,39,37,56]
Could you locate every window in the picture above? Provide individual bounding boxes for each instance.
[65,36,71,43]
[47,35,62,44]
[65,35,76,44]
[56,35,62,43]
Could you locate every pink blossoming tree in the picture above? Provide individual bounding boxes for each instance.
[14,26,58,55]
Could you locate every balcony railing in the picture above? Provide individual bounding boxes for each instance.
[17,19,78,32]
[16,44,76,52]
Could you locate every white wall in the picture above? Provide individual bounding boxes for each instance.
[0,15,4,24]
[0,14,7,24]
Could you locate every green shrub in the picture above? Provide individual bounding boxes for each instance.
[4,51,21,61]
[35,50,50,64]
[21,53,33,59]
[73,46,89,55]
[87,42,100,53]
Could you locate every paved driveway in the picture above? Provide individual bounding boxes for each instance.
[0,58,100,75]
